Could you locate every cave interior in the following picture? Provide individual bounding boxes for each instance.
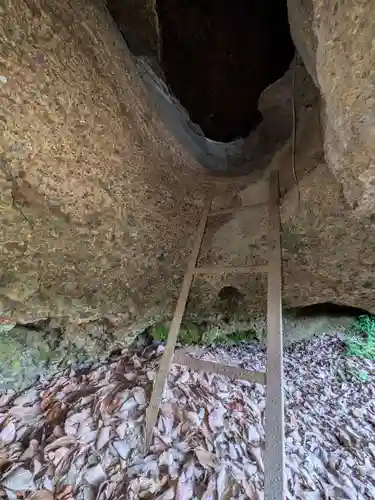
[107,0,296,145]
[156,0,295,142]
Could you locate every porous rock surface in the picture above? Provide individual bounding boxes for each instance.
[1,0,375,338]
[0,0,211,329]
[288,0,375,214]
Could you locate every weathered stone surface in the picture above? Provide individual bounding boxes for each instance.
[281,163,375,312]
[106,0,160,59]
[0,311,356,391]
[0,320,133,391]
[0,0,213,329]
[288,0,375,214]
[188,103,375,315]
[287,0,318,84]
[240,58,319,173]
[1,0,375,344]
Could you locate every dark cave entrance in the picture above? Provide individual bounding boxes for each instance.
[156,0,295,142]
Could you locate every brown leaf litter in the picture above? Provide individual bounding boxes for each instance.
[0,335,374,499]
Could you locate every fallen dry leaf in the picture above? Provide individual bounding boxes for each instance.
[0,333,373,500]
[0,421,16,445]
[195,447,218,469]
[27,490,54,500]
[44,436,77,452]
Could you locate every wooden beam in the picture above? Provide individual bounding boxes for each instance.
[173,352,266,385]
[145,196,212,448]
[264,171,285,500]
[194,265,267,275]
[208,201,267,217]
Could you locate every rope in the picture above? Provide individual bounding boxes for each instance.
[291,55,301,208]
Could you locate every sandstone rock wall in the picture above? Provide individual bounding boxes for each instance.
[106,0,160,59]
[189,103,375,316]
[288,0,375,215]
[0,0,213,328]
[1,0,375,340]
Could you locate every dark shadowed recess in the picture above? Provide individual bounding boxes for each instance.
[289,303,370,317]
[156,0,295,142]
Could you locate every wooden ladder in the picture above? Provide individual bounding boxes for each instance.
[145,171,285,499]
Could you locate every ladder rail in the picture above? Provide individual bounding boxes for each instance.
[145,174,286,499]
[264,171,285,499]
[144,196,212,447]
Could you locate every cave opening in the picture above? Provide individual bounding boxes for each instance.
[156,0,295,142]
[289,303,370,318]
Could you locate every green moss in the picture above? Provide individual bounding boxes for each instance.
[342,315,375,383]
[345,315,375,360]
[12,359,21,370]
[150,322,169,342]
[180,323,202,345]
[150,321,204,345]
[150,321,258,347]
[0,320,140,391]
[0,335,19,357]
[225,329,257,344]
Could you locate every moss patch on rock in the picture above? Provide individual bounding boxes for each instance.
[0,326,59,391]
[149,319,258,346]
[0,307,360,393]
[0,320,137,392]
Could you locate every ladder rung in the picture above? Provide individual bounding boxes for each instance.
[194,265,267,275]
[173,352,266,385]
[208,201,268,217]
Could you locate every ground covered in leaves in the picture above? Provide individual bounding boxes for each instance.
[0,334,374,499]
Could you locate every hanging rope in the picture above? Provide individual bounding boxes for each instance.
[291,54,301,208]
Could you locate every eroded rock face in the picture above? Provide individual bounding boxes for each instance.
[188,104,375,316]
[0,0,211,329]
[106,0,160,59]
[281,164,375,312]
[288,0,375,215]
[1,0,375,342]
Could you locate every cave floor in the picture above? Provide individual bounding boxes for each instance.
[0,334,374,499]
